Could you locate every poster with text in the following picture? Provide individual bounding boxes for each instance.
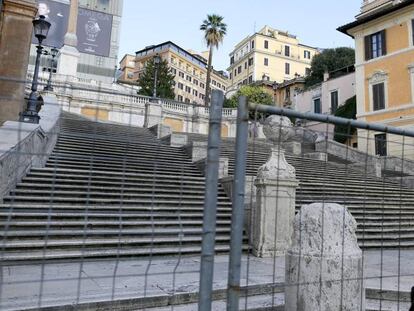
[76,8,113,57]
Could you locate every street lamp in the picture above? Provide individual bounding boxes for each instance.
[44,47,59,91]
[20,15,51,124]
[153,54,161,98]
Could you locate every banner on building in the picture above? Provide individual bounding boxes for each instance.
[34,0,113,57]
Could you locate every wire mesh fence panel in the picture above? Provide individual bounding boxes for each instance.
[225,100,414,311]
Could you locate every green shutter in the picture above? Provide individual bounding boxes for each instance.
[381,30,387,56]
[365,35,372,61]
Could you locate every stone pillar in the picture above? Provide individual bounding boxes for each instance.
[252,115,299,257]
[57,0,80,77]
[0,0,37,124]
[285,203,364,311]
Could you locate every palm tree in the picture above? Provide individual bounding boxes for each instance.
[200,14,227,106]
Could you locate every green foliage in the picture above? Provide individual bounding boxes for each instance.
[200,14,227,49]
[334,95,357,143]
[305,47,355,87]
[137,58,175,99]
[224,85,274,119]
[200,14,227,105]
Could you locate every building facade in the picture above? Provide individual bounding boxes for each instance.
[120,41,228,106]
[294,67,356,140]
[29,0,123,83]
[338,0,414,158]
[227,25,318,93]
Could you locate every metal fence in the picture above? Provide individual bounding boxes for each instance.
[0,76,414,311]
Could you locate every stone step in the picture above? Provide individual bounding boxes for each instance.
[7,190,230,201]
[15,182,220,193]
[0,204,232,212]
[0,219,232,228]
[26,169,206,181]
[46,158,197,171]
[0,244,245,262]
[3,196,232,205]
[0,235,232,250]
[0,227,231,237]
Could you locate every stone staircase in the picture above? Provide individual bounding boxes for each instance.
[0,113,235,262]
[182,132,414,249]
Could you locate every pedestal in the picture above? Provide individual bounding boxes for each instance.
[285,203,364,311]
[252,177,299,257]
[57,45,80,77]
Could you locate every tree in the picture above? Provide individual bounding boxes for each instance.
[224,85,273,119]
[333,95,357,144]
[305,47,355,87]
[200,14,227,106]
[137,58,175,99]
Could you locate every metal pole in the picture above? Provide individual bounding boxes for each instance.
[153,64,158,98]
[248,103,414,138]
[20,42,43,123]
[227,96,249,311]
[198,90,224,311]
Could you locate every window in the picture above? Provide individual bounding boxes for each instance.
[365,30,386,60]
[248,57,254,66]
[264,58,269,66]
[217,83,221,88]
[285,63,290,75]
[331,91,339,114]
[194,79,199,86]
[186,75,192,82]
[251,40,255,49]
[285,45,290,57]
[230,56,234,65]
[179,71,184,78]
[372,82,385,111]
[243,79,247,85]
[212,80,217,86]
[305,67,311,76]
[264,40,269,49]
[314,98,321,114]
[285,88,291,100]
[171,68,177,75]
[248,75,253,83]
[200,82,205,89]
[304,50,311,59]
[238,66,242,74]
[234,69,237,76]
[185,86,191,93]
[185,98,190,103]
[178,82,184,90]
[178,95,183,102]
[193,89,198,96]
[375,134,387,156]
[229,73,232,79]
[245,62,247,69]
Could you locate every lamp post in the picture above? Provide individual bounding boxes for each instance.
[20,15,51,124]
[153,54,161,98]
[44,47,59,92]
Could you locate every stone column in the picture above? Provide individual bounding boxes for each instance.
[285,203,364,311]
[0,0,37,124]
[57,0,80,77]
[252,116,299,257]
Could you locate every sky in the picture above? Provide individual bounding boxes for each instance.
[118,0,361,71]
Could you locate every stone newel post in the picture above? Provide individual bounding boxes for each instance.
[285,203,364,311]
[252,116,299,257]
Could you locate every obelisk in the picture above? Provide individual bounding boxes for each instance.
[57,0,80,77]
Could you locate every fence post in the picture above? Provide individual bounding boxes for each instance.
[198,90,224,311]
[227,96,249,310]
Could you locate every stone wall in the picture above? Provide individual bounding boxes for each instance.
[0,94,61,200]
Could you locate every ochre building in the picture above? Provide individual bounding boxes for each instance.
[120,41,228,106]
[339,0,414,158]
[227,25,318,94]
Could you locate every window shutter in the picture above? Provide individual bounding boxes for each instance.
[365,35,371,61]
[381,30,387,56]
